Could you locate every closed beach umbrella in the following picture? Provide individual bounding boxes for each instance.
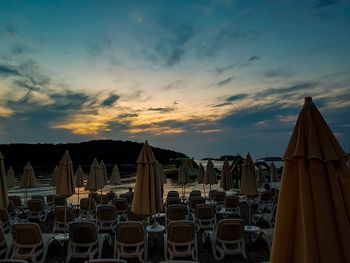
[0,152,8,209]
[20,162,37,203]
[55,150,75,238]
[178,165,190,198]
[50,166,58,187]
[6,166,16,189]
[204,159,218,192]
[256,166,266,192]
[220,157,233,191]
[75,165,84,204]
[131,141,162,217]
[99,160,108,187]
[56,151,75,197]
[197,163,206,196]
[270,162,278,182]
[85,158,103,192]
[109,164,122,192]
[271,97,350,262]
[240,153,258,224]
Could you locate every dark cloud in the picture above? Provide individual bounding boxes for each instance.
[117,113,139,119]
[314,0,339,8]
[0,64,20,77]
[264,68,295,78]
[216,77,234,87]
[212,93,248,107]
[102,94,120,107]
[215,55,261,74]
[248,55,260,62]
[146,107,175,113]
[259,82,317,97]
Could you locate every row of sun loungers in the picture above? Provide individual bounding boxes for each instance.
[0,189,277,262]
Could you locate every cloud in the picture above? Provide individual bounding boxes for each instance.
[86,35,112,57]
[163,80,186,90]
[101,94,120,107]
[314,0,339,8]
[212,93,248,107]
[146,107,175,113]
[258,82,317,97]
[264,68,295,78]
[215,55,261,74]
[248,55,260,62]
[216,77,234,87]
[0,64,20,77]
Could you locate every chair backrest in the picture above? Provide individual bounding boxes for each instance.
[54,195,67,206]
[195,204,215,220]
[119,193,132,204]
[88,192,99,203]
[46,194,55,204]
[216,219,244,241]
[54,206,75,222]
[168,221,195,243]
[111,198,128,211]
[107,192,116,201]
[166,197,182,207]
[7,200,16,216]
[209,190,218,199]
[167,191,180,198]
[116,221,144,244]
[97,205,117,221]
[69,221,98,244]
[214,191,226,202]
[166,204,187,221]
[224,196,239,209]
[260,191,272,202]
[80,198,97,211]
[31,195,46,204]
[27,199,44,211]
[188,196,205,210]
[8,196,22,208]
[189,190,201,198]
[97,195,109,205]
[12,223,42,245]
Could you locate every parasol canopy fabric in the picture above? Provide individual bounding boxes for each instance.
[271,97,350,263]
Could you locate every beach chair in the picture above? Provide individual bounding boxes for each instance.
[67,221,103,263]
[164,220,197,261]
[31,196,45,205]
[107,192,117,201]
[54,196,67,207]
[97,195,109,205]
[0,210,11,234]
[114,221,145,262]
[165,197,182,209]
[53,206,75,233]
[84,259,127,263]
[165,205,188,227]
[208,219,246,260]
[208,190,218,200]
[96,205,118,233]
[194,204,216,242]
[79,198,97,219]
[27,200,47,222]
[214,192,226,209]
[223,196,241,217]
[187,197,205,220]
[0,226,12,259]
[7,201,16,221]
[111,198,128,221]
[252,204,277,228]
[167,191,180,198]
[189,190,201,198]
[11,223,52,263]
[258,191,273,213]
[7,198,22,211]
[259,228,274,252]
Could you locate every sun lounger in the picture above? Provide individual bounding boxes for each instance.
[165,204,188,227]
[53,206,75,233]
[115,221,145,262]
[67,221,103,262]
[0,227,13,259]
[26,200,47,222]
[11,223,53,263]
[208,219,246,260]
[79,198,97,219]
[96,205,118,233]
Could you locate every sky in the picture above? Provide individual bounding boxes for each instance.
[0,0,350,159]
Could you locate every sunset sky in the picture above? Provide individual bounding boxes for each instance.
[0,0,349,159]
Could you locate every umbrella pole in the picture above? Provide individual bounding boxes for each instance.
[101,188,103,204]
[77,187,80,205]
[203,183,206,198]
[64,199,67,238]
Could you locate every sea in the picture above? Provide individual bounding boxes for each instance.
[8,160,282,203]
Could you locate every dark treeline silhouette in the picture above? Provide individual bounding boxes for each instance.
[0,140,187,177]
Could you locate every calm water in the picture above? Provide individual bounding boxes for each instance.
[8,160,282,204]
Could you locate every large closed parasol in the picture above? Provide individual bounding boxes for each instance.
[271,97,350,262]
[0,152,8,209]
